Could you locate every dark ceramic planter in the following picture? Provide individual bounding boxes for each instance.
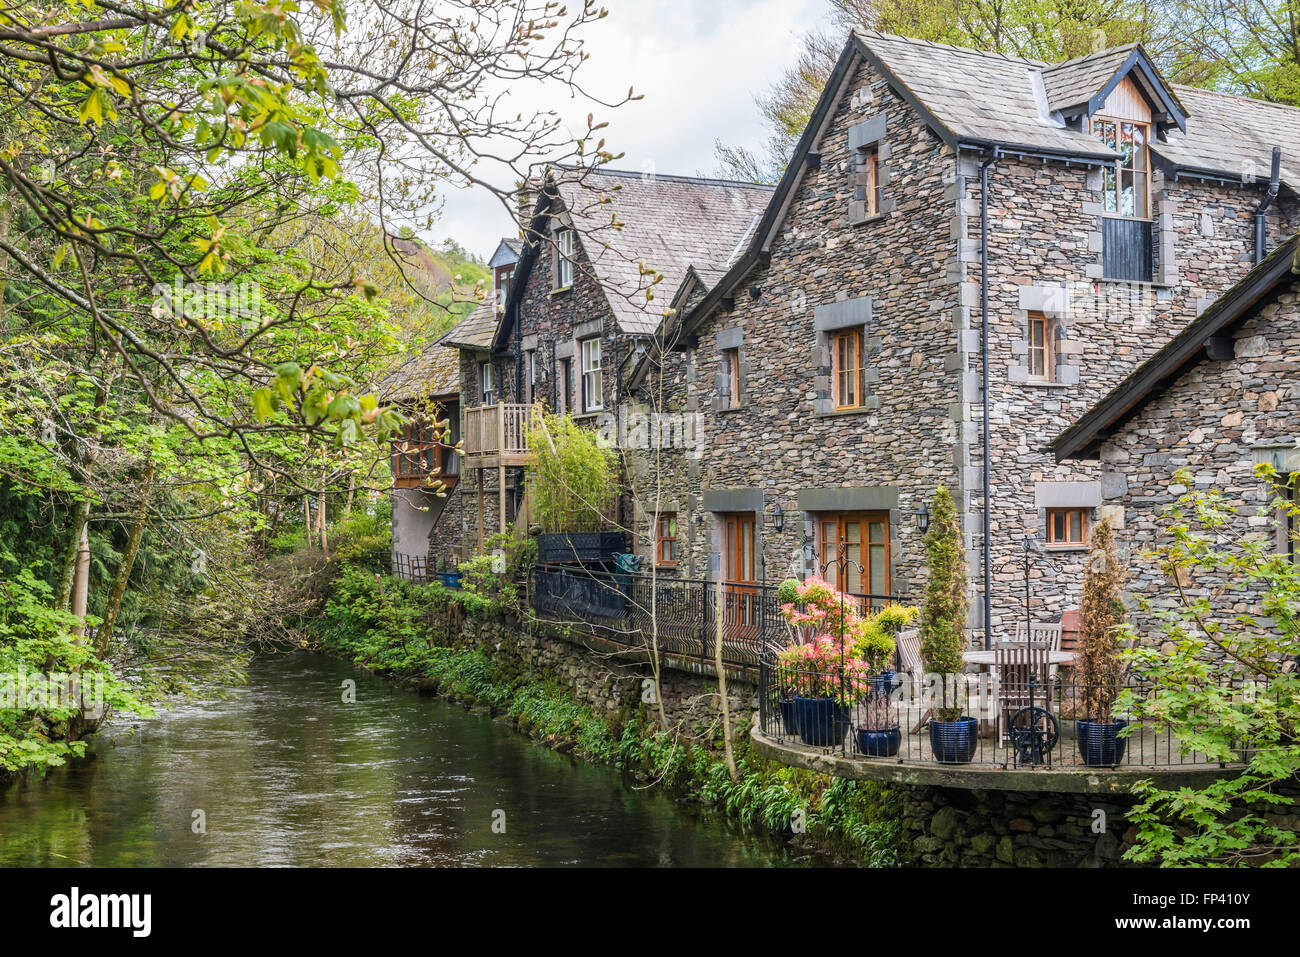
[856,726,901,758]
[795,697,849,747]
[1077,718,1128,767]
[929,716,979,764]
[870,671,897,696]
[778,698,800,737]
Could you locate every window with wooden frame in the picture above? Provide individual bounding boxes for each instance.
[722,347,740,407]
[832,327,866,410]
[656,513,678,566]
[580,338,602,411]
[856,145,879,218]
[818,512,890,596]
[1092,117,1150,220]
[1046,507,1089,548]
[1026,312,1054,381]
[479,361,495,405]
[555,228,575,289]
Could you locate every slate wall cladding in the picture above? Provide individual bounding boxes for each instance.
[1094,287,1300,642]
[507,196,696,568]
[968,153,1299,631]
[666,52,1300,633]
[676,62,960,598]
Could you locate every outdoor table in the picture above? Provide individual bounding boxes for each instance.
[962,648,1076,666]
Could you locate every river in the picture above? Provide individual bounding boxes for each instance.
[0,652,806,867]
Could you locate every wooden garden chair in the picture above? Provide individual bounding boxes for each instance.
[994,642,1054,743]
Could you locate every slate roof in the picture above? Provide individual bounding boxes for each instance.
[1053,232,1300,461]
[378,343,461,403]
[1041,46,1140,113]
[436,301,498,351]
[853,31,1116,160]
[549,168,774,335]
[1158,85,1300,187]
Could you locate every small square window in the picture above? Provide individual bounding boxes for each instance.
[1046,508,1089,547]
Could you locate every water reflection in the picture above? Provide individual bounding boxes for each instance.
[0,653,806,867]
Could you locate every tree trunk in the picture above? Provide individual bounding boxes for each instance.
[58,496,93,610]
[70,522,91,635]
[317,466,328,554]
[95,456,156,657]
[344,473,355,518]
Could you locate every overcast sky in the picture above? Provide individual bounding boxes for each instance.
[429,0,825,260]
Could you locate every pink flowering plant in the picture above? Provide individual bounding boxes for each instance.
[776,632,871,704]
[778,576,860,644]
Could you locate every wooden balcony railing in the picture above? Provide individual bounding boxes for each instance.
[463,402,535,468]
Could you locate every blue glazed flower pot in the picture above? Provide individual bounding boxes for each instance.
[929,716,978,764]
[778,698,800,736]
[856,726,901,758]
[1077,718,1127,767]
[870,671,897,696]
[795,697,846,747]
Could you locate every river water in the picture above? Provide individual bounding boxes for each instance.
[0,652,803,867]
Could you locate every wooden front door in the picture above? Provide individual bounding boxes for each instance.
[722,512,758,635]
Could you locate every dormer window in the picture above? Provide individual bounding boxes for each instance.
[1093,117,1150,219]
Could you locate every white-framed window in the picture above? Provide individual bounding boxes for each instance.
[479,361,495,406]
[556,228,575,289]
[581,338,602,411]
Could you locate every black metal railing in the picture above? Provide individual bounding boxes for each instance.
[758,659,1268,771]
[529,563,895,668]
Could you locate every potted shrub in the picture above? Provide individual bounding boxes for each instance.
[527,413,625,563]
[855,689,901,757]
[859,604,917,694]
[776,634,862,747]
[1076,518,1129,766]
[919,486,978,764]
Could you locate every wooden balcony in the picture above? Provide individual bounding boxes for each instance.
[463,402,536,469]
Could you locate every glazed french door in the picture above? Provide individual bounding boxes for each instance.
[818,512,890,598]
[722,512,758,637]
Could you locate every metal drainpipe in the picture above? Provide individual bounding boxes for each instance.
[1254,146,1282,265]
[980,148,998,651]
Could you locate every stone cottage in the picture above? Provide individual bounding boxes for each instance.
[1052,231,1300,634]
[379,342,462,575]
[452,167,773,562]
[656,31,1300,635]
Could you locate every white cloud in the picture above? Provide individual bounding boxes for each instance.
[430,0,823,260]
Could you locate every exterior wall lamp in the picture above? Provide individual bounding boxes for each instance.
[772,502,784,534]
[913,501,930,533]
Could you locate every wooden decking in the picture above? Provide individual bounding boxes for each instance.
[463,402,535,468]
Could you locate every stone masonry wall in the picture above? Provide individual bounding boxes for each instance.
[676,57,961,599]
[970,158,1299,635]
[1096,280,1300,640]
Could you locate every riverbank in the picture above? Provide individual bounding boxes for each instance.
[315,567,903,866]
